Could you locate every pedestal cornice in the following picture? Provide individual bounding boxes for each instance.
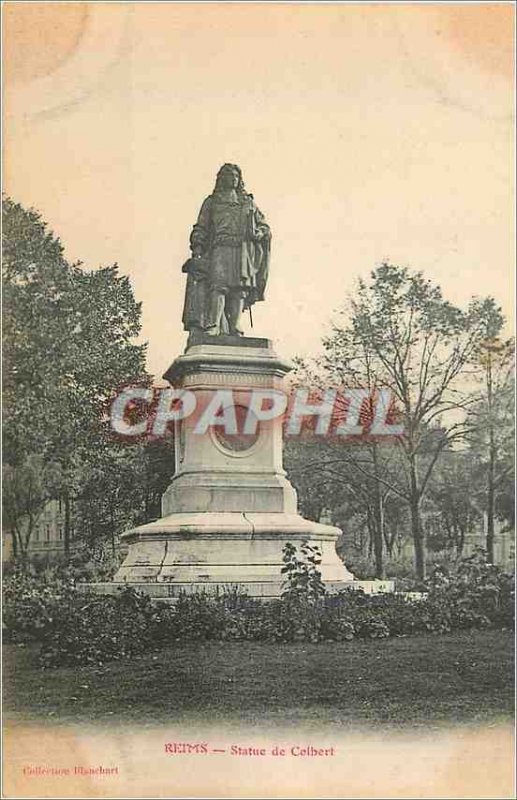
[163,338,294,385]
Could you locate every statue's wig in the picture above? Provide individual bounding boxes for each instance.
[215,163,246,196]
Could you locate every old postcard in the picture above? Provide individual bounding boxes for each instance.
[2,2,515,798]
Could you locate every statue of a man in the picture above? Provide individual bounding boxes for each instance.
[181,164,271,337]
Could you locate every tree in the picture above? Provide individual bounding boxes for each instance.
[425,451,483,556]
[288,356,404,579]
[300,263,504,579]
[74,437,175,557]
[2,197,151,562]
[285,433,407,579]
[467,336,515,560]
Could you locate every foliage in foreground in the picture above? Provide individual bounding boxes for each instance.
[2,548,513,668]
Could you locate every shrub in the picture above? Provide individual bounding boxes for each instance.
[366,593,425,636]
[3,569,76,643]
[318,597,355,642]
[3,572,165,666]
[38,587,164,667]
[3,549,513,667]
[165,592,227,642]
[281,542,326,604]
[354,615,390,639]
[423,550,515,632]
[276,542,326,642]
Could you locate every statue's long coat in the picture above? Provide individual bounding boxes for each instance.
[182,191,271,332]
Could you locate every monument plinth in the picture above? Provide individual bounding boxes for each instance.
[114,336,354,594]
[106,163,364,597]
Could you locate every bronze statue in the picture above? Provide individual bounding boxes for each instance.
[181,164,271,338]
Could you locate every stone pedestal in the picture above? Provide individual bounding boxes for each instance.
[114,335,354,594]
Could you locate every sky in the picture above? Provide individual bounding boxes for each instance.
[3,2,515,380]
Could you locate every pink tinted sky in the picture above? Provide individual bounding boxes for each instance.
[3,2,515,378]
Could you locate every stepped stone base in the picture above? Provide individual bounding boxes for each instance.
[113,511,355,586]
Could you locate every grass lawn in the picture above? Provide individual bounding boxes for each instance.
[3,630,514,729]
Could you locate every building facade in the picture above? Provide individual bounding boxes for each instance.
[3,498,79,565]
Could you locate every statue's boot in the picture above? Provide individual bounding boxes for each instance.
[226,292,244,336]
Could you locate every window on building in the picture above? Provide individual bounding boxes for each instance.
[45,526,50,542]
[58,526,63,540]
